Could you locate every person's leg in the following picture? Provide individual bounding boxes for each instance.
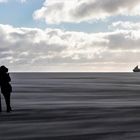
[3,93,11,112]
[0,94,2,112]
[8,93,12,111]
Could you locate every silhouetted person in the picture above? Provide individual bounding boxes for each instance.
[0,91,1,112]
[0,66,12,112]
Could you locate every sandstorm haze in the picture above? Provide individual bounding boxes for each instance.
[0,0,140,72]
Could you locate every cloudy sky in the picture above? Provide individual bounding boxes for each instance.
[0,0,140,72]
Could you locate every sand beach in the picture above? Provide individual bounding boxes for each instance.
[0,73,140,140]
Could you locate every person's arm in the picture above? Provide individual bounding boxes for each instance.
[7,73,11,82]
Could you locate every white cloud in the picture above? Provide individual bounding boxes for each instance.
[0,24,140,71]
[110,21,140,30]
[33,0,140,24]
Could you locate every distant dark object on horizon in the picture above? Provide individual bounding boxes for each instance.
[133,65,140,72]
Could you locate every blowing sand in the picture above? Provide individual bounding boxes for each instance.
[0,73,140,140]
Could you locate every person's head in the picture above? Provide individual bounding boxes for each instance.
[0,65,8,73]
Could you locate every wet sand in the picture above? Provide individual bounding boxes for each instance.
[0,73,140,140]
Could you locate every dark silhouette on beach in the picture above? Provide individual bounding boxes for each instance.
[0,66,12,112]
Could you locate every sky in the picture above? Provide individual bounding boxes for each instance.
[0,0,140,72]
